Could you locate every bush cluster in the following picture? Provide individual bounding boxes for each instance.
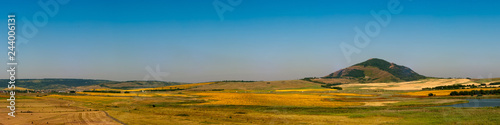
[449,89,500,96]
[422,84,478,90]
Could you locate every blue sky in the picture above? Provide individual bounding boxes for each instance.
[1,0,500,82]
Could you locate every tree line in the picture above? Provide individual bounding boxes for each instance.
[300,77,343,90]
[490,82,500,85]
[422,84,479,90]
[449,89,500,96]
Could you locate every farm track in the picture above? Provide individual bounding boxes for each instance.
[0,97,122,125]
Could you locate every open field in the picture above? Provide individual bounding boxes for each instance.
[189,80,322,91]
[402,88,500,96]
[87,82,215,92]
[193,92,362,107]
[0,95,122,125]
[130,82,215,91]
[76,92,191,97]
[2,78,500,124]
[2,87,33,91]
[275,89,337,92]
[471,78,500,84]
[341,79,475,90]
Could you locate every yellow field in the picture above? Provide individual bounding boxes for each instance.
[0,97,121,125]
[82,82,214,92]
[2,86,34,91]
[126,82,214,91]
[76,92,190,97]
[342,79,474,90]
[90,88,125,91]
[317,93,376,97]
[402,88,499,96]
[193,93,363,107]
[275,89,337,92]
[190,80,326,91]
[45,94,131,103]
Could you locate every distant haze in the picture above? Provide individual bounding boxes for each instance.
[1,0,499,83]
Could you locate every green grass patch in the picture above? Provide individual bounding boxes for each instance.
[348,114,367,118]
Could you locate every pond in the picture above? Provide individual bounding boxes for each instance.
[441,99,500,107]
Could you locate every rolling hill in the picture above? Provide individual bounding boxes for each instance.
[323,58,426,83]
[0,79,185,90]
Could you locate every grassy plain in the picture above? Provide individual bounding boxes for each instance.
[2,79,500,124]
[402,88,500,96]
[0,95,122,125]
[341,79,474,90]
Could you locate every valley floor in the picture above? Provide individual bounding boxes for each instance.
[1,79,500,125]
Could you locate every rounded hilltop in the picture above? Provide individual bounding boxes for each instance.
[324,58,426,83]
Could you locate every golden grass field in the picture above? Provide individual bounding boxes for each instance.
[341,79,475,90]
[2,86,33,91]
[316,92,376,97]
[130,82,214,91]
[76,92,190,97]
[275,89,336,92]
[88,82,215,92]
[193,93,363,107]
[2,79,500,124]
[401,88,500,96]
[0,97,121,125]
[190,80,321,90]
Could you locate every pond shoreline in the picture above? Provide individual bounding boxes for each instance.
[439,99,500,107]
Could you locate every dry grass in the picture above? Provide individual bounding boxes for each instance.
[73,85,109,91]
[402,88,500,96]
[363,101,400,106]
[81,82,215,92]
[341,79,474,90]
[190,80,321,90]
[90,88,126,91]
[45,94,131,103]
[2,86,33,91]
[0,97,121,125]
[127,82,214,91]
[275,89,336,92]
[193,93,363,107]
[76,92,190,97]
[104,102,398,125]
[317,93,376,97]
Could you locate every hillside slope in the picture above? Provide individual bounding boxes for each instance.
[324,58,426,83]
[0,79,185,90]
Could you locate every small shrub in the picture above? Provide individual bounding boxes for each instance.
[332,87,343,90]
[175,114,189,116]
[348,114,366,118]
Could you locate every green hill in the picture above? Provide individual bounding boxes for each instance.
[97,81,184,89]
[0,79,185,90]
[324,58,426,82]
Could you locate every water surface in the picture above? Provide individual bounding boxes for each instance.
[441,99,500,107]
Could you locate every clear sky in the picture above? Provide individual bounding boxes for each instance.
[1,0,500,83]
